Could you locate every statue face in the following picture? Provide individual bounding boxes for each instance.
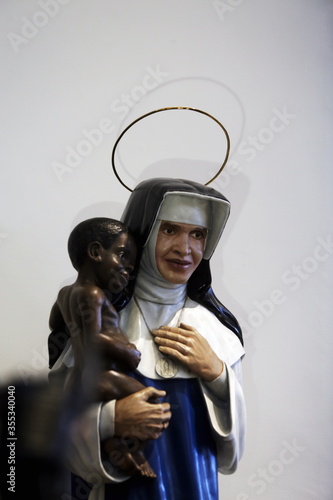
[98,233,137,293]
[155,220,207,284]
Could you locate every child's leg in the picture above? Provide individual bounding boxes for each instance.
[99,372,157,478]
[103,436,156,478]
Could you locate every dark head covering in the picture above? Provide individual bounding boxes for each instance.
[118,178,243,346]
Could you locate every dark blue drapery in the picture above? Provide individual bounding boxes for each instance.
[71,375,218,500]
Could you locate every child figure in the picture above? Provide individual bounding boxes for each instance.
[49,217,156,478]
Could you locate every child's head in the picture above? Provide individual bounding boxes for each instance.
[68,218,128,270]
[68,218,136,292]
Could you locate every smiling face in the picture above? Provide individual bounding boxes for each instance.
[98,232,137,293]
[155,220,207,284]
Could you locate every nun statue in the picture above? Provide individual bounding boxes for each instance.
[53,177,246,500]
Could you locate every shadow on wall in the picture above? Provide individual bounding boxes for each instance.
[123,157,251,207]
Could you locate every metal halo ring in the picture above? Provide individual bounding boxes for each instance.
[111,106,230,192]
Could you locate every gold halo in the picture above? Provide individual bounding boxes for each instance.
[111,106,230,192]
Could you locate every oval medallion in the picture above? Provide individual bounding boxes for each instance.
[155,357,178,378]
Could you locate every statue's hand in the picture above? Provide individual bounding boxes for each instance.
[152,323,224,382]
[115,387,171,440]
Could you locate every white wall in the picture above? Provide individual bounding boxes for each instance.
[1,1,332,498]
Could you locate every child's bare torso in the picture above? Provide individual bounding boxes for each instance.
[57,283,140,372]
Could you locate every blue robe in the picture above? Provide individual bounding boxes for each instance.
[71,374,219,500]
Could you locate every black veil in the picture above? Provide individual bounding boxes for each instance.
[118,178,243,346]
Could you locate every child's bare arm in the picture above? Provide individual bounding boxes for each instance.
[73,286,108,348]
[96,332,141,371]
[74,285,140,371]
